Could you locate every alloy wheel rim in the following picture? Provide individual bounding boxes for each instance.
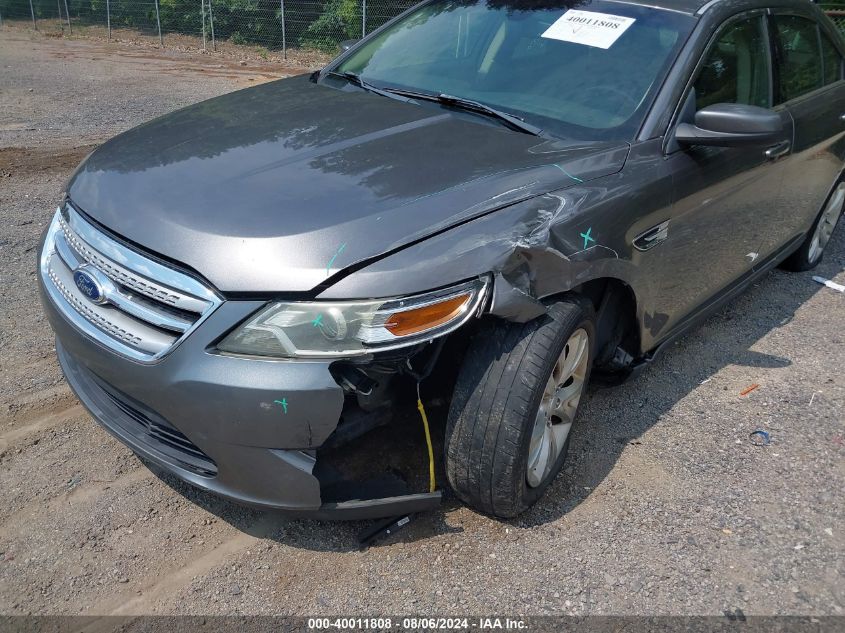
[808,183,845,264]
[526,328,589,488]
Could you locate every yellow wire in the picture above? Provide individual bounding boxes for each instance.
[416,383,436,493]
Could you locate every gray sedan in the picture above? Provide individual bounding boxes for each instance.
[39,0,844,519]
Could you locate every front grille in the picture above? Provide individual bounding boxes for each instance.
[93,376,218,477]
[40,204,221,362]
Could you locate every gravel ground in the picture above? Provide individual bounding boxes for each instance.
[1,28,844,618]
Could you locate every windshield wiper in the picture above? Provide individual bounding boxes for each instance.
[325,71,417,103]
[434,93,543,136]
[384,89,542,136]
[326,72,542,136]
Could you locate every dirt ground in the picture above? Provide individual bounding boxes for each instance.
[1,18,333,71]
[1,27,844,618]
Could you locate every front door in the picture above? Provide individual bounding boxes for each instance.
[650,12,793,341]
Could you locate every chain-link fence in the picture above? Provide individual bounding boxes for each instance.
[1,0,844,60]
[825,9,845,34]
[0,0,419,56]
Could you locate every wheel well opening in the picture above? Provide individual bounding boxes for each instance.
[570,278,640,372]
[431,278,640,387]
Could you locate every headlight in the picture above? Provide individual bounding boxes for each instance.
[217,277,489,358]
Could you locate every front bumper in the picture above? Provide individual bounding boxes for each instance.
[41,279,441,519]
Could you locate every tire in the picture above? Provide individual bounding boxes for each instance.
[780,182,845,272]
[445,298,595,518]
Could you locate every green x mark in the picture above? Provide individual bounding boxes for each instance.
[580,227,596,250]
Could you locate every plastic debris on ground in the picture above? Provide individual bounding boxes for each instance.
[358,514,414,548]
[739,383,760,396]
[812,276,845,293]
[749,429,771,446]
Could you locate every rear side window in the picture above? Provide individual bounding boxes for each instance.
[821,31,844,84]
[695,16,771,110]
[773,15,823,101]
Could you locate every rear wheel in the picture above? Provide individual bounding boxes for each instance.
[445,299,594,518]
[781,182,845,272]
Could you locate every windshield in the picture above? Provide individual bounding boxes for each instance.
[335,0,694,141]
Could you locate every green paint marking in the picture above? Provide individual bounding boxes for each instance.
[580,227,595,250]
[273,398,288,414]
[326,243,347,275]
[312,314,323,328]
[554,164,584,183]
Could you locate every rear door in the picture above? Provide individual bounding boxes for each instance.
[652,12,793,339]
[761,10,845,258]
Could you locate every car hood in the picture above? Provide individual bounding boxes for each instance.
[67,75,629,293]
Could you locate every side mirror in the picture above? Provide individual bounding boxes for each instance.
[675,103,783,148]
[339,39,359,53]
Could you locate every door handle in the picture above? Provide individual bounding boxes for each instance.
[764,140,791,160]
[633,220,670,251]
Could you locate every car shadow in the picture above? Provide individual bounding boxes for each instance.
[517,237,844,529]
[145,226,843,550]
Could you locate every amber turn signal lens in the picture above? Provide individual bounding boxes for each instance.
[383,293,471,337]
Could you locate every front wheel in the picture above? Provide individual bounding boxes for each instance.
[781,182,845,272]
[445,299,595,518]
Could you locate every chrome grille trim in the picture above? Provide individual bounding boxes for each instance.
[53,234,193,333]
[40,205,222,363]
[58,210,212,313]
[48,266,146,349]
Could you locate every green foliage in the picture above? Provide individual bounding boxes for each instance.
[3,0,841,53]
[158,0,204,33]
[299,0,358,51]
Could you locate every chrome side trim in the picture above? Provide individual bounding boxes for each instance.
[695,0,724,16]
[633,220,671,251]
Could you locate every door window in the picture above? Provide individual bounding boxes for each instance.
[821,31,844,85]
[694,16,771,110]
[773,15,823,101]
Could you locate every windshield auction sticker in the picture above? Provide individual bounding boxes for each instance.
[541,10,636,49]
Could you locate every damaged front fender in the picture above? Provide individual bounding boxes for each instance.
[318,175,644,323]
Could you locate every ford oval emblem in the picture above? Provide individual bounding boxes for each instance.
[73,267,107,304]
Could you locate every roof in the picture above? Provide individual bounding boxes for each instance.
[606,0,817,17]
[594,0,706,15]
